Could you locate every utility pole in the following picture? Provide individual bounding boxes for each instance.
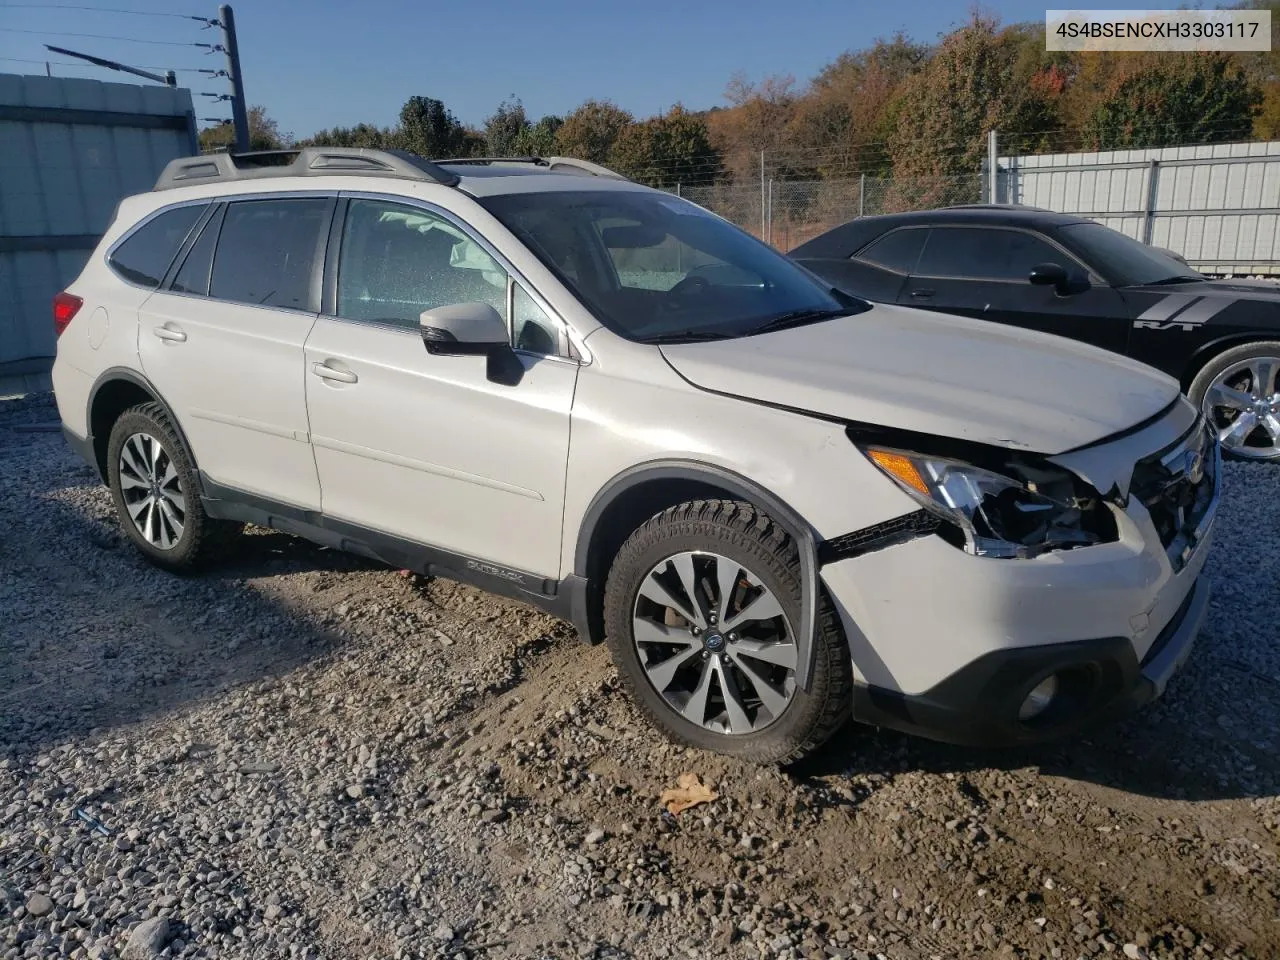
[767,178,773,246]
[987,129,999,204]
[219,4,249,152]
[759,150,766,241]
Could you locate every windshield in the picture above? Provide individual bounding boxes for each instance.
[479,190,857,342]
[1056,222,1203,286]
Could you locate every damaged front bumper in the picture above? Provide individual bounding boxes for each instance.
[818,403,1220,748]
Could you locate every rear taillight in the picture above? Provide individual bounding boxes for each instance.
[53,292,83,338]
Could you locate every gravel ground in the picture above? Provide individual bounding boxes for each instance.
[1,392,1277,960]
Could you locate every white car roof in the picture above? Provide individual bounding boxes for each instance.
[150,148,650,201]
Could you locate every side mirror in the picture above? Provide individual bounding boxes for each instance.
[419,302,508,355]
[1028,262,1067,288]
[1028,261,1089,296]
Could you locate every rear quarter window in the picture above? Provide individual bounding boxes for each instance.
[107,204,207,288]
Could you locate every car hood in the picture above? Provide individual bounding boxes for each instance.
[1129,277,1280,298]
[1124,278,1280,329]
[660,303,1180,455]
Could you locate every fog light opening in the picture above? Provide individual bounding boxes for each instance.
[1018,674,1060,721]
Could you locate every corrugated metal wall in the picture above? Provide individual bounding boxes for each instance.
[1001,141,1280,275]
[0,73,196,369]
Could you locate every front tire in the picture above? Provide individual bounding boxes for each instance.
[1189,341,1280,461]
[106,402,239,571]
[603,500,852,764]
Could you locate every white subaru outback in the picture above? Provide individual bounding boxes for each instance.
[52,148,1219,763]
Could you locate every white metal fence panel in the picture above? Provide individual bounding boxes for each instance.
[1002,141,1280,275]
[0,73,196,370]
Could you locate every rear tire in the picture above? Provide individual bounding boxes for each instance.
[603,499,851,764]
[1189,341,1280,461]
[106,402,240,572]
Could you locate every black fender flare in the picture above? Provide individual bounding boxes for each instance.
[575,460,822,692]
[86,366,203,492]
[1181,331,1280,391]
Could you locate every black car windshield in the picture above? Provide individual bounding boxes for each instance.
[1056,222,1203,286]
[479,190,858,342]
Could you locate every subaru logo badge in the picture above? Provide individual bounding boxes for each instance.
[1184,449,1204,485]
[704,633,725,651]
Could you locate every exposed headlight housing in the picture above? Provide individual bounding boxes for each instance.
[859,446,1117,559]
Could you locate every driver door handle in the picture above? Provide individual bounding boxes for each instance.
[153,324,186,342]
[910,289,936,300]
[311,361,358,384]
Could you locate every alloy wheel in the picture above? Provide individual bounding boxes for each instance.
[632,550,797,735]
[118,432,186,549]
[1203,356,1280,459]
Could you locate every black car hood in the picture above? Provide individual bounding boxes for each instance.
[1128,277,1280,299]
[1124,277,1280,330]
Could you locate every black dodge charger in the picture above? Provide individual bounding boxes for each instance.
[791,206,1280,461]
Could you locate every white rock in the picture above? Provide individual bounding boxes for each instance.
[124,917,170,959]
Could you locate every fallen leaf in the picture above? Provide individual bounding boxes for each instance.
[660,772,718,815]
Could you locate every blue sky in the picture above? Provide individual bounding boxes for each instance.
[0,0,1192,138]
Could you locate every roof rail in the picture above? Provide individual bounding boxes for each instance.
[944,203,1051,212]
[543,156,630,180]
[153,147,461,191]
[436,156,630,181]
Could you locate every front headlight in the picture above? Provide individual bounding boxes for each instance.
[859,446,1116,558]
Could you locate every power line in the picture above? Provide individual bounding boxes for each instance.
[0,3,207,18]
[0,55,205,71]
[0,27,205,45]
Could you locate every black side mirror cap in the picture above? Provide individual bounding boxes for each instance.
[1029,261,1089,296]
[1029,262,1067,287]
[421,326,497,356]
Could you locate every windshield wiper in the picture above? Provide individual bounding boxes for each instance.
[748,308,846,336]
[635,329,736,344]
[1145,275,1205,285]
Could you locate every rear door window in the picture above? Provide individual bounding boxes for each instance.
[210,198,328,310]
[855,228,928,274]
[108,204,207,288]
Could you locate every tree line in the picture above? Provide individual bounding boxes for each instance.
[200,7,1280,188]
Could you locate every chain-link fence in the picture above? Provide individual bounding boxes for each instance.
[676,173,983,251]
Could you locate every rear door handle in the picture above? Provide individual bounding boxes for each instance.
[910,289,936,300]
[153,324,187,342]
[311,361,358,384]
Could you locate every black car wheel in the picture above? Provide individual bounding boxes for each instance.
[603,499,852,764]
[106,402,241,570]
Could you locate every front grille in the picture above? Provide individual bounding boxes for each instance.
[1129,419,1218,572]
